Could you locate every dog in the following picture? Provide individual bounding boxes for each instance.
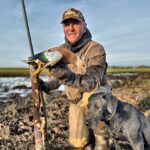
[86,93,150,150]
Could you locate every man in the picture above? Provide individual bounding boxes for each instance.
[40,8,111,150]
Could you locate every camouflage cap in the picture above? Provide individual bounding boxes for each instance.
[61,8,85,23]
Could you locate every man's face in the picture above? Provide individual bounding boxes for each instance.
[62,19,86,45]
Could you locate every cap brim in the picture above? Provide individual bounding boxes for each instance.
[61,16,82,24]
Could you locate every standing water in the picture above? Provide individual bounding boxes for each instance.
[0,76,64,101]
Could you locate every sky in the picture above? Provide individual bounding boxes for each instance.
[0,0,150,67]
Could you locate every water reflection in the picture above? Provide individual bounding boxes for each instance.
[0,77,31,100]
[0,76,64,101]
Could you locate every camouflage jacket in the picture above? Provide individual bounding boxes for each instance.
[41,29,111,100]
[60,39,111,100]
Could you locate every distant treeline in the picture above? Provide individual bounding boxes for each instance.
[0,66,150,77]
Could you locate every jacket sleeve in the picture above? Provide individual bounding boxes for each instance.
[58,45,107,92]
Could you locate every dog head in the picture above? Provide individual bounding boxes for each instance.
[86,93,118,129]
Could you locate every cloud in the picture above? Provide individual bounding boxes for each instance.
[0,0,150,67]
[107,52,150,66]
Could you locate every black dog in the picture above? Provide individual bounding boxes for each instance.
[86,93,150,150]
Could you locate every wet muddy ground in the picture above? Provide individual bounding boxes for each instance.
[0,73,150,150]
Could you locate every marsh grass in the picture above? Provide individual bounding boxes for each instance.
[0,68,29,77]
[0,68,49,77]
[0,67,150,77]
[107,67,150,73]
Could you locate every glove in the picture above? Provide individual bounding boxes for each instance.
[50,63,72,80]
[50,65,106,93]
[38,77,60,93]
[50,63,96,92]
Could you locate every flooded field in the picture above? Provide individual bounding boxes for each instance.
[0,76,63,101]
[0,77,31,100]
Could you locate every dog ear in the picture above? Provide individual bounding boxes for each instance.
[106,94,118,114]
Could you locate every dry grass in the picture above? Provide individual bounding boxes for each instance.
[0,124,10,140]
[110,74,150,110]
[4,102,17,117]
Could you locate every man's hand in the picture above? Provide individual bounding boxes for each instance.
[50,63,72,80]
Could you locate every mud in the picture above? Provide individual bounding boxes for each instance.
[0,73,150,150]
